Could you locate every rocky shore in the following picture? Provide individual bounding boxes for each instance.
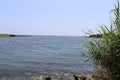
[0,34,31,37]
[0,72,98,80]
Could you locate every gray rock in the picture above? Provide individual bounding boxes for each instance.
[73,73,87,80]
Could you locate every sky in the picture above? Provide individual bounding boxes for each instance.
[0,0,116,36]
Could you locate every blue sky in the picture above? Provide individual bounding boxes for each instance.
[0,0,116,36]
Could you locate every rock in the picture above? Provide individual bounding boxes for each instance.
[86,75,93,80]
[52,73,66,80]
[52,72,74,80]
[51,75,64,80]
[91,74,99,80]
[73,73,95,80]
[31,75,52,80]
[73,73,87,80]
[31,72,75,80]
[45,77,51,80]
[63,73,75,80]
[39,75,51,80]
[0,72,95,80]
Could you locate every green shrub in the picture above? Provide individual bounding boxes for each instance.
[86,0,120,80]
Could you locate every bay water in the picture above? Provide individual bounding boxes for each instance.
[0,36,95,77]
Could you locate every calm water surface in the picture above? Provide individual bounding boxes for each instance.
[0,36,95,77]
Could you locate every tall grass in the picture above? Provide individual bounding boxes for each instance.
[87,1,120,80]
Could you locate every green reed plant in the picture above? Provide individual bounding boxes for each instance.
[86,0,120,80]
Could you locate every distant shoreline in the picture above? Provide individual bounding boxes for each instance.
[0,34,102,38]
[89,34,102,38]
[0,34,15,37]
[0,34,32,37]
